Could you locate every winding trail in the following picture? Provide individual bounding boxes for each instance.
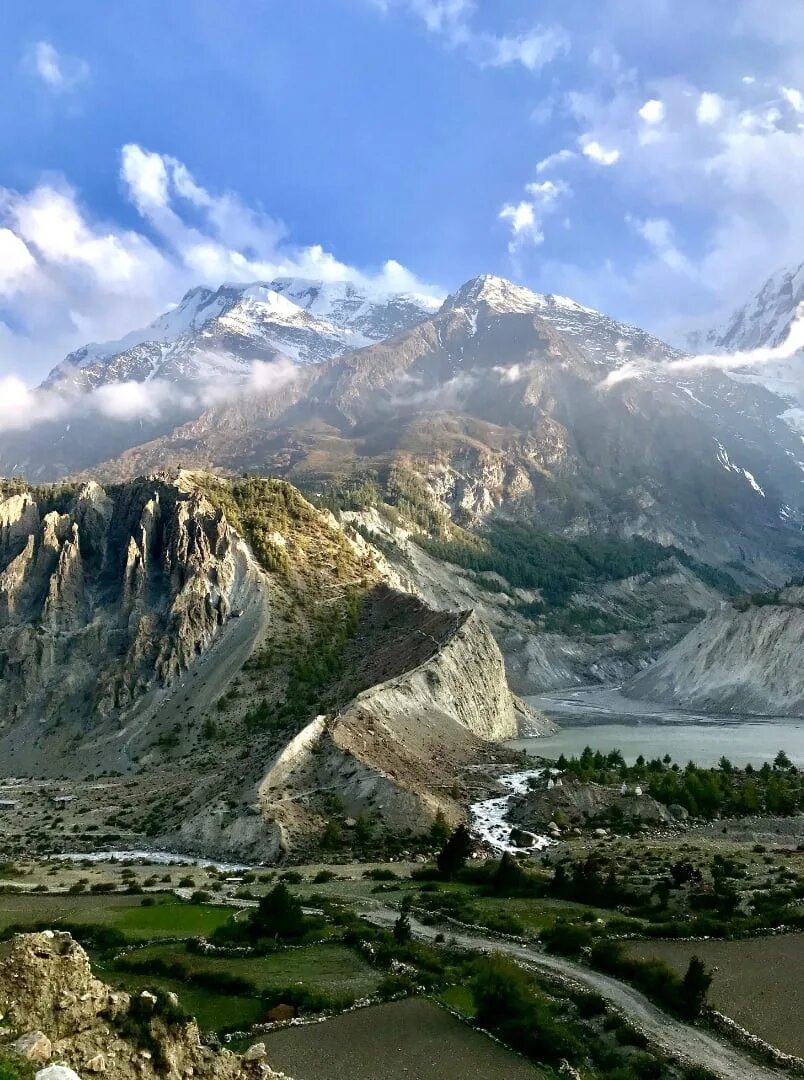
[365,907,787,1080]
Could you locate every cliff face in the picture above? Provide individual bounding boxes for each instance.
[252,604,549,850]
[624,588,804,716]
[0,475,261,769]
[0,932,288,1079]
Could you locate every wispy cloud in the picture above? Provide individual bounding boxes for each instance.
[28,41,89,93]
[499,179,568,252]
[601,303,804,388]
[0,356,300,433]
[369,0,568,71]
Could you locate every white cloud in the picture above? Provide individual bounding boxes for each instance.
[29,41,89,93]
[581,139,621,165]
[500,177,570,253]
[0,229,37,295]
[0,355,301,433]
[499,201,543,250]
[638,98,665,124]
[536,149,577,173]
[628,216,694,275]
[781,86,804,112]
[696,91,724,124]
[370,1,568,71]
[603,303,804,389]
[483,27,569,72]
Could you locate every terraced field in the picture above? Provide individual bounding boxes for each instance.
[626,933,804,1056]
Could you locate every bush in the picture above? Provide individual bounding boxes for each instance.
[541,920,593,957]
[471,955,581,1066]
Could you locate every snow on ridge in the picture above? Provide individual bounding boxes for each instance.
[714,438,765,496]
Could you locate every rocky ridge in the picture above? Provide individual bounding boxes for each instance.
[0,473,543,859]
[0,931,289,1079]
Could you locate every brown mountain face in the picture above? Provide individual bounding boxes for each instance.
[83,277,804,581]
[0,472,540,861]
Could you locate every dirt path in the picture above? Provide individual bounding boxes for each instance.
[365,907,786,1080]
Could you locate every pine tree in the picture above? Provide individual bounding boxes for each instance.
[436,823,473,879]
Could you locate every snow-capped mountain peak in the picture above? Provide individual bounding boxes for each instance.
[691,263,804,354]
[441,275,678,372]
[44,277,438,390]
[443,274,591,317]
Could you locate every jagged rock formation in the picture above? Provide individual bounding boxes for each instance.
[624,586,804,716]
[0,932,289,1079]
[0,475,263,771]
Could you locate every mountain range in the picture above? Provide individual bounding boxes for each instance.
[2,270,803,586]
[59,273,804,584]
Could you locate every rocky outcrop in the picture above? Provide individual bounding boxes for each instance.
[0,476,261,770]
[0,932,290,1079]
[624,588,804,715]
[508,777,674,834]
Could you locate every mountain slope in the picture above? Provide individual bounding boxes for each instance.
[85,275,804,583]
[624,585,804,717]
[687,264,804,440]
[691,264,804,352]
[0,279,438,482]
[0,471,539,860]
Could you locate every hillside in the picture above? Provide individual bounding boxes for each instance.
[0,472,541,861]
[624,585,804,716]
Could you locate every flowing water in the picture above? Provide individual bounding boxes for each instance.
[469,769,553,853]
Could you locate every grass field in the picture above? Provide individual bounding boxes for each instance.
[0,893,237,940]
[626,933,804,1057]
[263,998,545,1079]
[97,966,265,1033]
[128,941,381,998]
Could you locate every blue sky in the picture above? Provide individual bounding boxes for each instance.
[1,0,803,379]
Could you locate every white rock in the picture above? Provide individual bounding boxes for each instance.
[36,1068,83,1080]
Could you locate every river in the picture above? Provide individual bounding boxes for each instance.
[511,686,804,767]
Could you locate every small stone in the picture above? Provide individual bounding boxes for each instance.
[85,1054,107,1072]
[244,1043,267,1061]
[139,991,157,1009]
[13,1031,52,1063]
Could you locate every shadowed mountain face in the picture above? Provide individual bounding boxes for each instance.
[82,276,804,582]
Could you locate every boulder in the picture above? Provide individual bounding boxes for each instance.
[13,1030,52,1062]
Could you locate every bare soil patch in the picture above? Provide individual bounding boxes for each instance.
[626,933,804,1057]
[263,997,543,1079]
